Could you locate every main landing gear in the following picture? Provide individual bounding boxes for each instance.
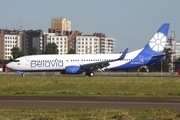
[85,71,94,77]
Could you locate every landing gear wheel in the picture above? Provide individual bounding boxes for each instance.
[22,74,25,77]
[85,71,94,77]
[89,72,94,77]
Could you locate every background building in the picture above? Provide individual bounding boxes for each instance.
[75,36,100,54]
[49,17,71,35]
[44,33,68,54]
[93,33,115,54]
[100,37,115,54]
[0,30,25,60]
[26,30,44,55]
[0,30,5,59]
[0,17,116,61]
[63,30,83,53]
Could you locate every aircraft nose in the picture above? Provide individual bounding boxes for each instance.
[6,62,12,69]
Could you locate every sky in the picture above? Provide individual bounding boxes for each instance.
[0,0,180,52]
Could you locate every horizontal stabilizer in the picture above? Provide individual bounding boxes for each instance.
[152,52,175,59]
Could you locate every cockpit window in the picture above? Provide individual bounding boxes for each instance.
[14,60,20,62]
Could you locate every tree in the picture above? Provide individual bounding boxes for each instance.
[67,49,76,54]
[11,47,20,59]
[149,48,171,72]
[11,47,24,59]
[44,42,58,54]
[19,51,24,57]
[30,47,38,55]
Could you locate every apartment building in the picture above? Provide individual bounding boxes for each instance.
[3,30,24,60]
[49,17,71,35]
[75,36,100,54]
[101,37,115,54]
[0,29,44,60]
[65,30,83,52]
[26,30,44,55]
[44,33,68,54]
[93,33,115,54]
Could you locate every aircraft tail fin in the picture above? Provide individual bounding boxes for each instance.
[143,23,170,55]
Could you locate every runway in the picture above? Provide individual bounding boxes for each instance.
[0,96,180,110]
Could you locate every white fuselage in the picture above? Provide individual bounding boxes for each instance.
[7,48,143,72]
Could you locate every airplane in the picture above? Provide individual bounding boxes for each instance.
[6,23,170,77]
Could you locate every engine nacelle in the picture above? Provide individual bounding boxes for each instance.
[65,66,83,74]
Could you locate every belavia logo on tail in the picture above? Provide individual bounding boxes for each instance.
[148,32,167,52]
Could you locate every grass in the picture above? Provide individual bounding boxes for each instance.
[1,73,180,119]
[0,73,180,98]
[0,108,180,120]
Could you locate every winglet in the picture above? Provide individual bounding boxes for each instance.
[118,48,128,60]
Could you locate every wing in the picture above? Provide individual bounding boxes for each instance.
[81,48,128,71]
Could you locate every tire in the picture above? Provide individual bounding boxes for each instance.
[85,71,94,77]
[89,72,94,77]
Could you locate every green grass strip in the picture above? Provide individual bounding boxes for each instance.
[0,108,179,120]
[0,74,180,98]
